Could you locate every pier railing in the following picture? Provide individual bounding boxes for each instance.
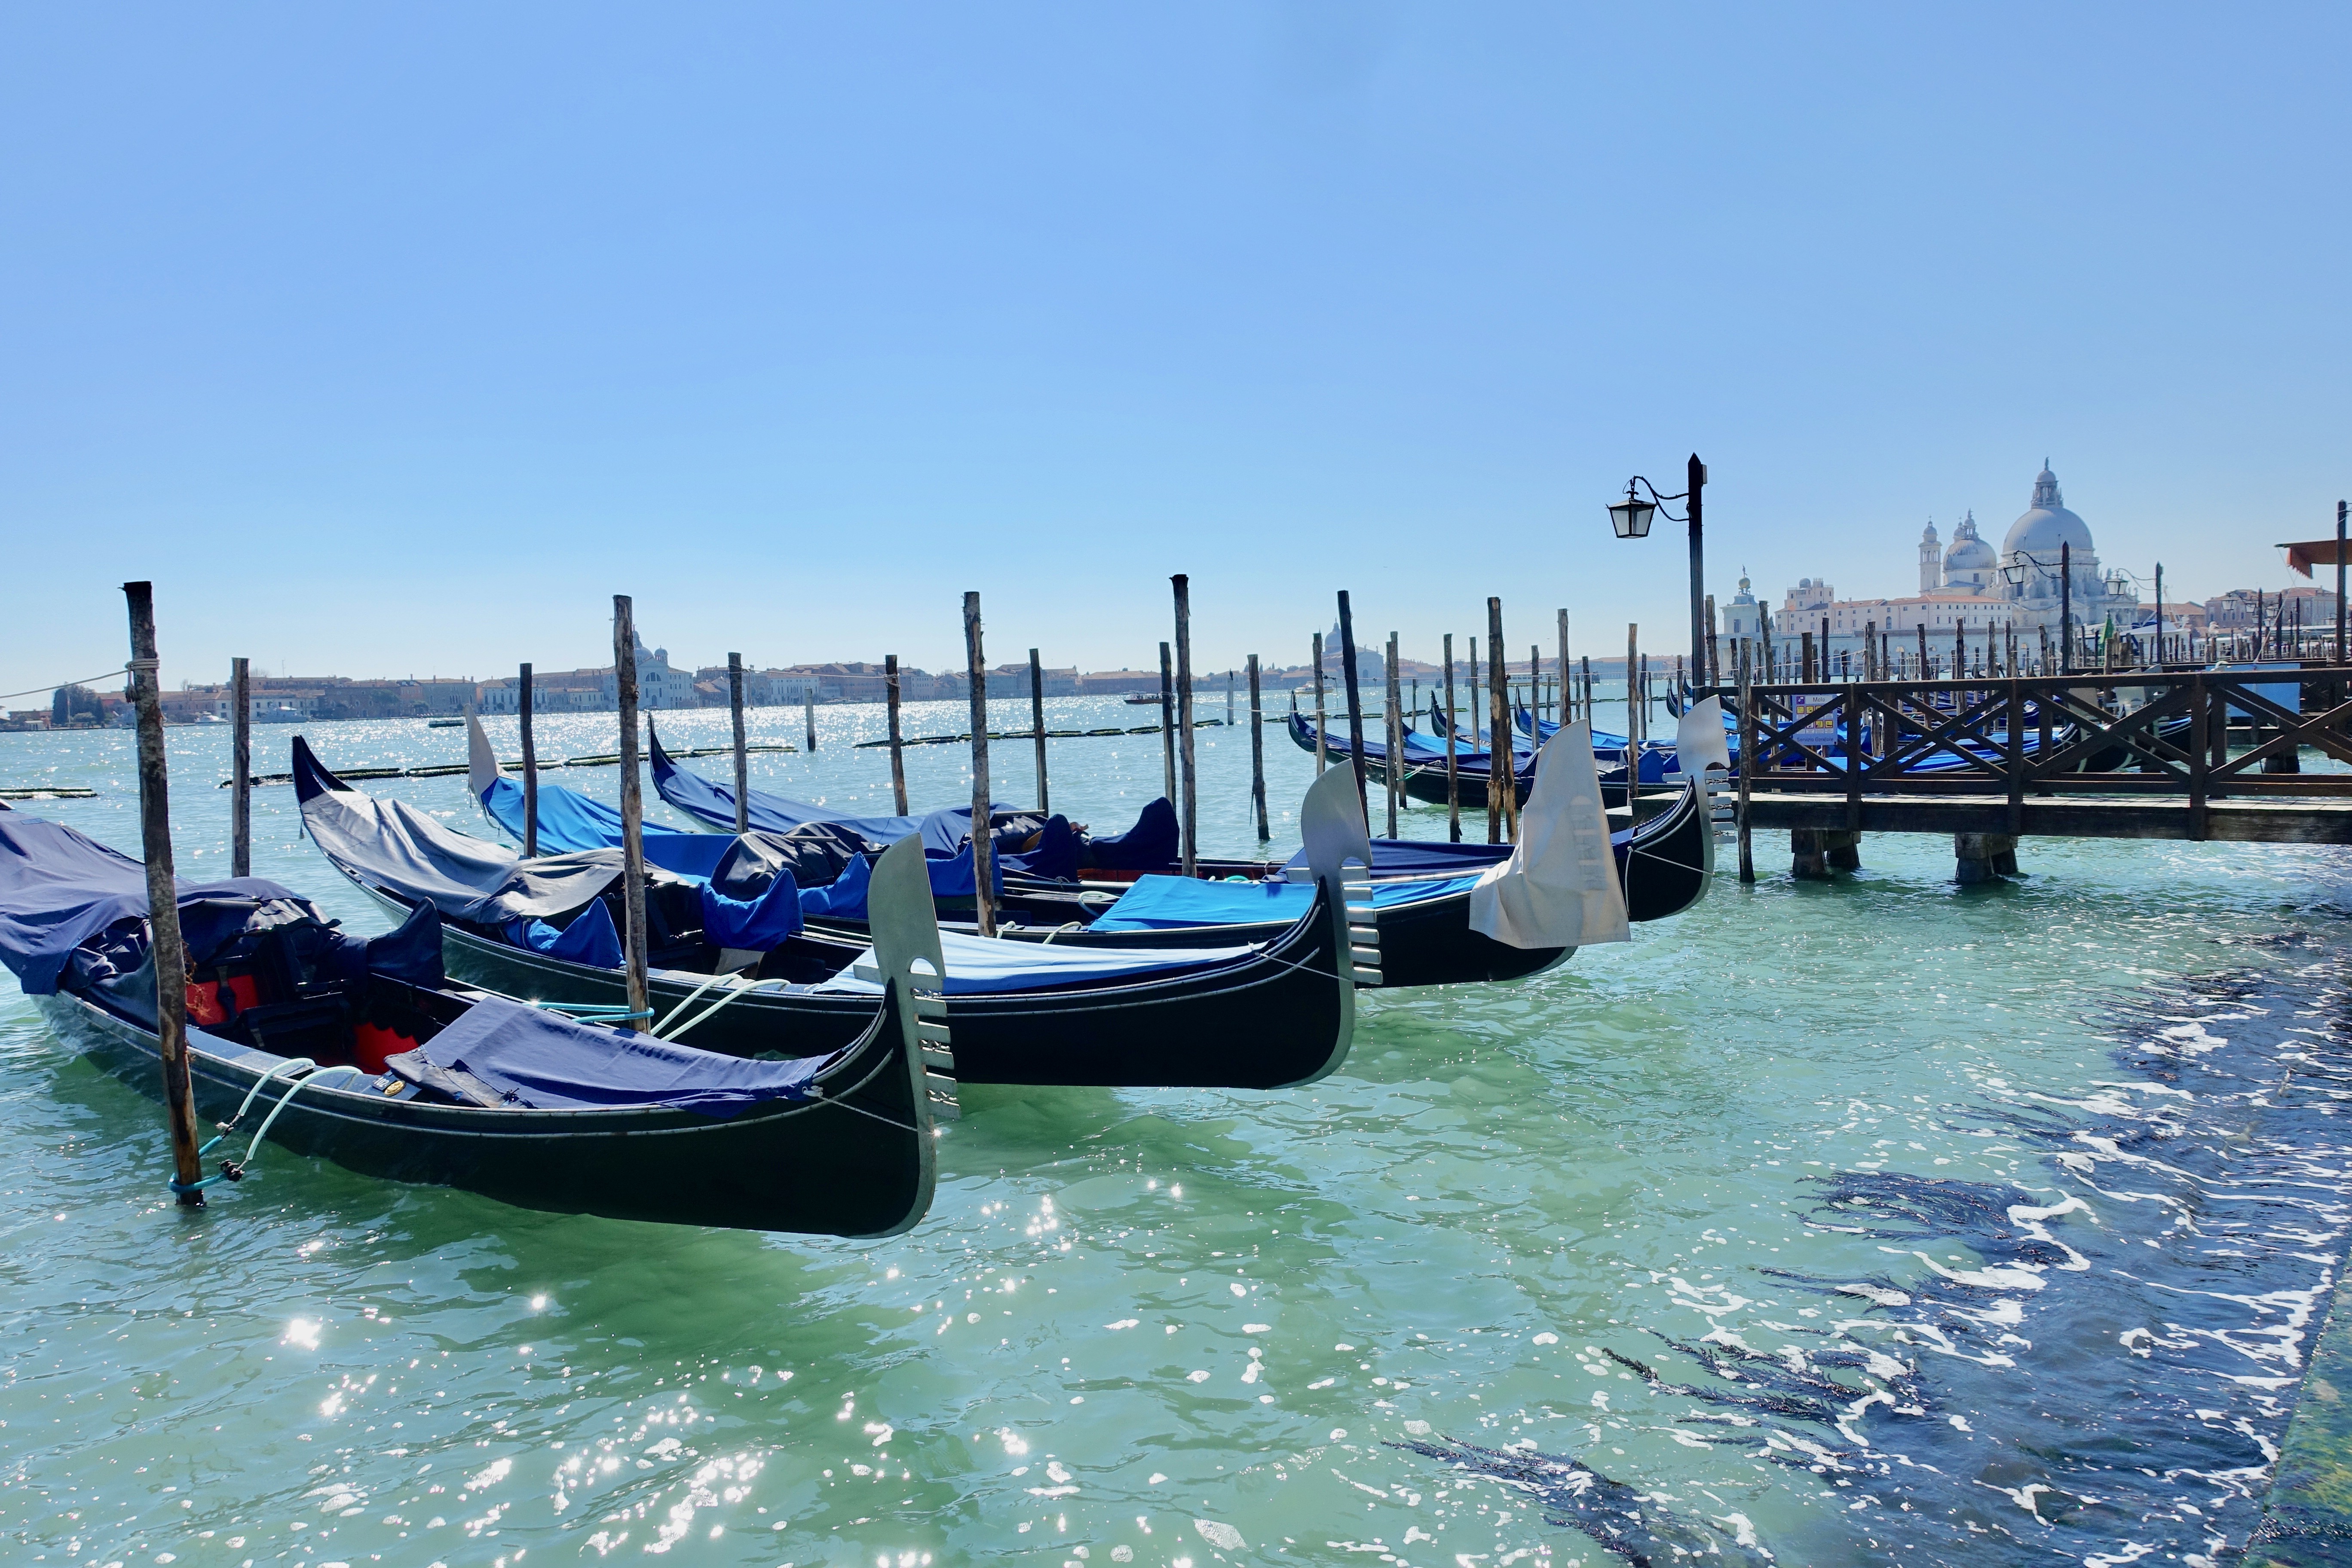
[1702,667,2352,837]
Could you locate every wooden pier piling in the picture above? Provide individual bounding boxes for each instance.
[803,690,818,754]
[885,655,909,815]
[1467,636,1481,749]
[1159,642,1177,804]
[230,655,251,878]
[1311,632,1328,775]
[612,596,652,1032]
[519,662,538,858]
[1489,600,1513,843]
[1384,632,1404,838]
[726,652,750,836]
[1443,632,1461,842]
[124,583,206,1204]
[964,593,997,936]
[1173,576,1199,878]
[1029,648,1049,816]
[1736,643,1755,883]
[1247,653,1268,841]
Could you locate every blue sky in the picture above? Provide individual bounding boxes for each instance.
[3,3,2346,695]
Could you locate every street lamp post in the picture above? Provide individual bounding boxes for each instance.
[2001,544,2075,674]
[1606,453,1709,678]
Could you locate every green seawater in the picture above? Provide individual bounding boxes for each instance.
[5,694,2350,1566]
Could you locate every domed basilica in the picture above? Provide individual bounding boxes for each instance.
[1724,462,2138,653]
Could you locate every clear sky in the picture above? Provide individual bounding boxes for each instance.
[4,3,2346,696]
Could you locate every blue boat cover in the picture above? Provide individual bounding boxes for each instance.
[0,814,299,995]
[812,928,1261,995]
[1084,797,1179,870]
[700,871,805,949]
[1087,873,1483,933]
[399,993,830,1118]
[480,775,734,879]
[504,902,625,969]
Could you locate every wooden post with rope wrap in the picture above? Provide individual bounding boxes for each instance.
[612,597,652,1032]
[1029,647,1049,816]
[964,593,997,937]
[230,655,251,878]
[124,583,207,1205]
[518,662,539,858]
[727,652,750,836]
[1172,575,1199,879]
[884,655,909,816]
[1247,653,1269,842]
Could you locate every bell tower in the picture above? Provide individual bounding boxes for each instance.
[1919,520,1942,594]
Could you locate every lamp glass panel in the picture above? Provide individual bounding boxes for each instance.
[1610,498,1655,539]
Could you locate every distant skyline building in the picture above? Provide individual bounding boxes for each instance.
[1735,462,2142,657]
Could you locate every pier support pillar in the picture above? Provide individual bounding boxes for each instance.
[1791,828,1861,879]
[1954,832,2019,884]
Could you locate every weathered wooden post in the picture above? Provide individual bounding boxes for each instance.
[1580,654,1592,720]
[1226,670,1234,726]
[1029,648,1049,815]
[1173,576,1200,877]
[964,593,997,936]
[1467,635,1482,749]
[123,584,207,1205]
[803,689,818,753]
[519,661,539,858]
[1490,600,1513,842]
[1384,632,1404,838]
[1736,639,1756,884]
[884,655,909,815]
[1704,594,1719,686]
[1159,641,1178,804]
[229,655,251,878]
[1337,591,1370,823]
[612,596,652,1032]
[1442,632,1462,842]
[726,652,750,836]
[1557,609,1571,722]
[1247,653,1268,842]
[1311,631,1329,775]
[1625,623,1639,749]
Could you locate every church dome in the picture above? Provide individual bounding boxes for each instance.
[2002,461,2094,560]
[1944,511,1997,574]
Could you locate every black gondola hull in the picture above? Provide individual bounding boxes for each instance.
[347,875,1355,1092]
[36,987,934,1238]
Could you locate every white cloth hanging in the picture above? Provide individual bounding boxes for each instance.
[1467,722,1630,950]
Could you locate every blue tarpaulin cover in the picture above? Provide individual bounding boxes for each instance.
[1083,797,1180,870]
[0,814,298,995]
[1087,873,1483,933]
[700,871,805,949]
[811,928,1260,995]
[505,901,625,969]
[480,776,734,879]
[401,994,831,1117]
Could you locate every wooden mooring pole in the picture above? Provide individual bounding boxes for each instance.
[1311,632,1328,775]
[518,662,539,858]
[125,583,207,1204]
[1556,610,1571,722]
[1385,632,1404,838]
[1490,600,1513,843]
[803,689,818,754]
[1247,653,1269,841]
[1338,591,1369,823]
[726,652,750,836]
[612,597,652,1032]
[1159,642,1177,804]
[885,655,909,815]
[230,655,251,878]
[964,593,997,936]
[1029,647,1049,816]
[1736,639,1755,883]
[1172,576,1199,878]
[1443,632,1461,842]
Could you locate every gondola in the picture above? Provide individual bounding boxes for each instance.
[0,808,944,1237]
[293,736,1365,1090]
[1292,710,1534,809]
[606,722,1710,980]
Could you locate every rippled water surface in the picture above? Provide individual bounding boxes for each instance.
[5,695,2350,1566]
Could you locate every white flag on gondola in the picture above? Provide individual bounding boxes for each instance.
[1674,695,1731,775]
[1467,723,1629,950]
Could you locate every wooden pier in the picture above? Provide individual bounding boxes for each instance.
[1710,666,2352,879]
